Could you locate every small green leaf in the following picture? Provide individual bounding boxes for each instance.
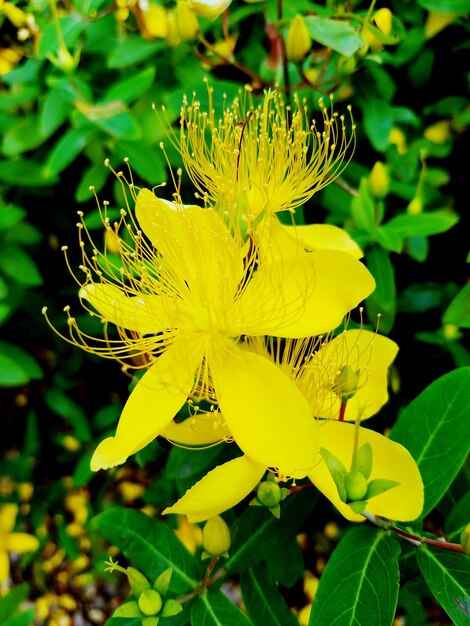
[356,443,373,480]
[240,563,299,626]
[44,127,96,176]
[45,388,92,442]
[351,178,376,233]
[75,161,109,203]
[191,590,254,626]
[92,508,201,595]
[2,116,45,157]
[443,284,470,328]
[382,210,458,240]
[103,67,156,105]
[107,37,164,68]
[114,141,166,186]
[161,599,183,618]
[3,608,36,626]
[0,341,42,382]
[417,548,470,626]
[391,367,470,518]
[366,479,400,499]
[0,584,29,620]
[366,247,396,333]
[0,204,26,229]
[309,526,400,626]
[445,491,470,539]
[417,0,470,13]
[304,16,364,57]
[40,89,71,137]
[113,600,141,618]
[0,159,58,186]
[362,98,393,152]
[0,246,43,286]
[153,567,172,596]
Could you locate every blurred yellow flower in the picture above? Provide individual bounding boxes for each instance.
[187,0,231,19]
[0,503,39,583]
[286,15,311,62]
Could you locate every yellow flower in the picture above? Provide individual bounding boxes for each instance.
[0,47,22,75]
[45,185,374,475]
[164,330,423,523]
[175,88,355,223]
[0,503,39,583]
[187,0,232,19]
[175,0,199,40]
[286,15,311,62]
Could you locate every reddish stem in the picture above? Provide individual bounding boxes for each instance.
[201,556,218,589]
[338,401,347,422]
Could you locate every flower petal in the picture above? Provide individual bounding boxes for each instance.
[306,330,399,421]
[234,250,375,337]
[5,532,39,553]
[163,456,265,522]
[0,504,18,533]
[80,282,176,334]
[210,342,319,476]
[135,189,244,306]
[0,549,9,584]
[163,416,230,447]
[91,338,202,470]
[308,421,423,522]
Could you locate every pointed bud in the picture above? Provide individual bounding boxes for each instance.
[374,8,393,36]
[344,470,368,502]
[256,478,283,508]
[369,162,389,199]
[138,589,163,616]
[286,15,311,62]
[460,523,470,555]
[202,516,231,558]
[175,1,199,40]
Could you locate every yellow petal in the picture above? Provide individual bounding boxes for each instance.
[80,283,176,334]
[163,416,230,447]
[5,532,39,553]
[0,503,18,533]
[163,456,265,522]
[135,189,244,306]
[0,549,9,584]
[210,342,319,476]
[308,421,423,522]
[91,338,201,470]
[307,330,399,421]
[234,250,375,338]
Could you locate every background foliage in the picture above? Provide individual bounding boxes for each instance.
[0,0,469,624]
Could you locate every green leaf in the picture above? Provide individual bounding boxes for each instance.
[304,16,364,57]
[107,37,163,69]
[382,211,458,240]
[2,116,45,157]
[0,159,58,186]
[45,388,92,442]
[445,491,470,538]
[91,111,141,140]
[362,98,393,152]
[103,67,156,105]
[240,564,299,626]
[0,246,43,286]
[0,584,30,620]
[264,534,304,588]
[114,141,166,185]
[365,247,396,333]
[3,608,35,626]
[417,0,470,14]
[40,89,71,137]
[0,204,25,229]
[309,526,400,626]
[191,590,254,626]
[0,341,42,382]
[391,367,470,518]
[443,284,470,328]
[75,161,109,203]
[92,508,201,594]
[417,548,470,626]
[351,178,376,233]
[44,127,96,176]
[227,490,318,573]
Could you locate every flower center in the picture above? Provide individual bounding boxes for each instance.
[193,306,213,331]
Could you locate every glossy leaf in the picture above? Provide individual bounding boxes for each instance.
[417,0,470,13]
[362,98,393,152]
[365,247,396,333]
[382,210,458,240]
[0,584,29,620]
[103,67,156,105]
[304,16,364,57]
[309,526,400,626]
[445,491,470,539]
[443,284,470,328]
[0,246,43,286]
[417,548,470,626]
[391,367,470,518]
[191,590,254,626]
[240,564,299,626]
[92,508,201,595]
[44,127,96,176]
[107,37,163,68]
[45,388,92,442]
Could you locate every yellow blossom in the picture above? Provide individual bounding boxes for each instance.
[44,177,374,475]
[139,4,169,39]
[187,0,231,19]
[0,503,39,583]
[175,88,355,224]
[0,47,22,75]
[286,15,311,62]
[424,120,451,144]
[389,127,407,153]
[424,12,455,39]
[175,0,199,40]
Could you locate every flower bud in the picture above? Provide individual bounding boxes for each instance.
[138,589,163,616]
[424,11,455,39]
[256,479,283,508]
[460,523,470,555]
[332,365,360,402]
[175,1,199,40]
[140,5,169,39]
[369,162,389,199]
[344,470,368,502]
[374,8,392,36]
[424,120,451,144]
[202,516,231,558]
[187,0,232,20]
[286,15,311,62]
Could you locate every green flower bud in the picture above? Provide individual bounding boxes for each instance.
[332,365,360,402]
[369,161,389,199]
[138,589,163,616]
[202,516,231,558]
[257,479,283,508]
[345,470,368,502]
[460,523,470,555]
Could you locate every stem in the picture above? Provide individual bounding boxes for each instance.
[290,483,314,494]
[197,37,263,89]
[201,556,218,590]
[334,177,359,196]
[350,414,361,469]
[48,0,67,52]
[362,511,465,553]
[338,400,347,422]
[277,0,290,96]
